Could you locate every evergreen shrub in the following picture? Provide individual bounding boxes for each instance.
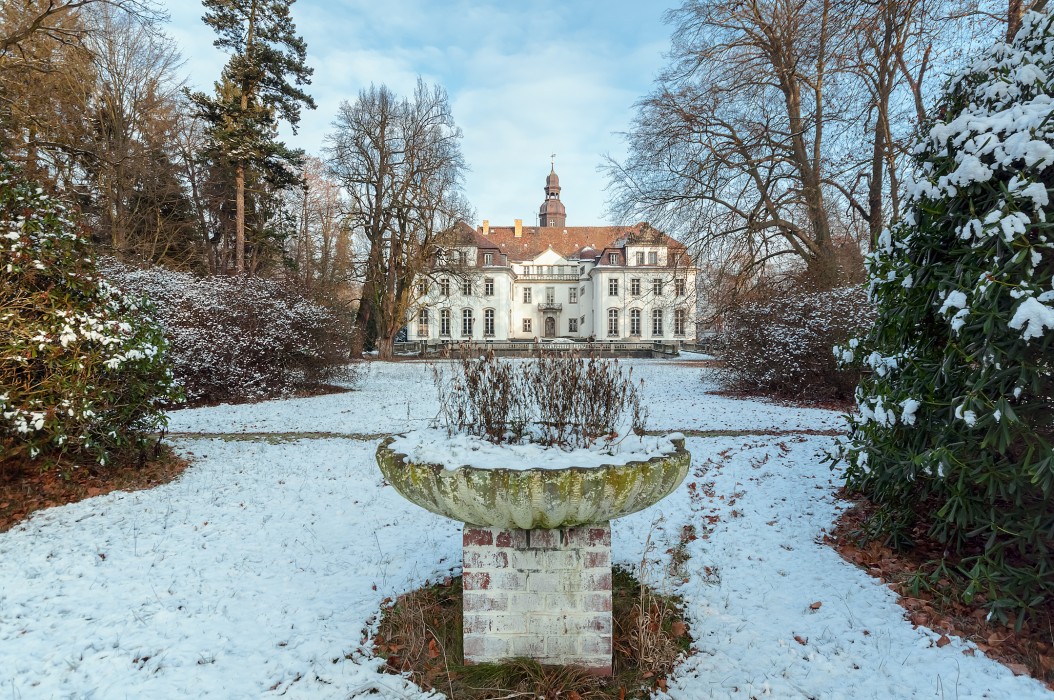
[0,162,180,466]
[99,259,354,405]
[720,286,875,400]
[834,11,1054,622]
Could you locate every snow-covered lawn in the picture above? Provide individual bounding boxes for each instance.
[0,359,1049,698]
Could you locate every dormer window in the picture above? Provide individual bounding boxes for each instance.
[636,252,645,266]
[608,252,619,265]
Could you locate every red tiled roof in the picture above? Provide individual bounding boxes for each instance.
[473,222,684,262]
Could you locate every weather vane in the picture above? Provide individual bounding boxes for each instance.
[551,153,556,168]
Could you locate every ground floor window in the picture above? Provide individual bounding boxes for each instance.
[674,308,686,336]
[607,309,619,337]
[462,308,473,337]
[629,308,641,335]
[569,317,578,333]
[523,318,532,333]
[417,309,429,337]
[652,308,663,336]
[440,309,451,336]
[484,309,495,336]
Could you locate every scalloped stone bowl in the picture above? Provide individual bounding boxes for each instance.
[375,436,691,529]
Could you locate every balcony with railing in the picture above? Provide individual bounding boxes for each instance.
[516,265,581,281]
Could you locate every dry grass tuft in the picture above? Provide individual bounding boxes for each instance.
[372,567,692,699]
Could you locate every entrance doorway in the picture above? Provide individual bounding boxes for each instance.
[544,316,556,338]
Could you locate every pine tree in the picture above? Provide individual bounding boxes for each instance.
[835,10,1053,622]
[189,0,315,274]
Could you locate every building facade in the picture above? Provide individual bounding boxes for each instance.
[412,168,698,342]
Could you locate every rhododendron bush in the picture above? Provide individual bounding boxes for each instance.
[719,286,875,400]
[98,260,354,404]
[0,162,180,466]
[835,12,1054,621]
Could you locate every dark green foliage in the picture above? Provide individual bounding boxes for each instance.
[0,161,181,466]
[834,12,1054,623]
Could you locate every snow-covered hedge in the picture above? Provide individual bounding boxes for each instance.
[99,260,354,405]
[835,11,1054,621]
[719,286,876,400]
[0,162,180,466]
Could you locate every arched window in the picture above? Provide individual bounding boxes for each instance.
[462,308,474,337]
[607,308,619,338]
[629,308,641,336]
[417,309,429,337]
[484,309,495,336]
[440,309,451,336]
[652,308,663,336]
[674,308,687,336]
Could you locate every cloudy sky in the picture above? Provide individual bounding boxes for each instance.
[161,0,678,226]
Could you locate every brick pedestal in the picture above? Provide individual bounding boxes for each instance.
[462,524,612,675]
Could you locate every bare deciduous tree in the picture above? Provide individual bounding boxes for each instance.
[607,0,862,294]
[326,80,471,359]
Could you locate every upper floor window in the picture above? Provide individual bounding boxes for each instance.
[440,278,450,297]
[461,279,473,296]
[484,277,494,296]
[652,278,663,296]
[636,251,645,266]
[458,251,468,266]
[568,287,578,304]
[607,309,619,337]
[648,251,658,265]
[545,287,556,304]
[675,277,686,296]
[608,252,620,265]
[630,278,641,297]
[523,287,532,304]
[608,278,619,296]
[417,281,427,296]
[484,252,493,266]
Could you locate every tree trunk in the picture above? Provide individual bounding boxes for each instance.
[235,160,245,274]
[349,286,373,358]
[375,333,394,360]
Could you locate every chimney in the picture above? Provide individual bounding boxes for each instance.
[482,219,489,236]
[515,219,522,238]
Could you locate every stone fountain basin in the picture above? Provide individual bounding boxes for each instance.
[375,436,690,529]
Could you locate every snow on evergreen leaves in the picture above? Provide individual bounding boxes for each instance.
[1,164,178,464]
[837,10,1054,623]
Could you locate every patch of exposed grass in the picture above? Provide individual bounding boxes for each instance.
[371,567,692,699]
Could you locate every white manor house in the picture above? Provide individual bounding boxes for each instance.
[412,168,698,343]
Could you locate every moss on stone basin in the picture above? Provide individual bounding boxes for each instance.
[375,436,691,529]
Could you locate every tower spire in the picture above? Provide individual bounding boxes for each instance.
[539,161,566,227]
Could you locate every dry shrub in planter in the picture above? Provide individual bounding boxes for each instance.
[432,352,647,447]
[719,285,876,401]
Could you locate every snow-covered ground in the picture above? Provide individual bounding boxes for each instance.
[1,358,1049,699]
[166,359,842,436]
